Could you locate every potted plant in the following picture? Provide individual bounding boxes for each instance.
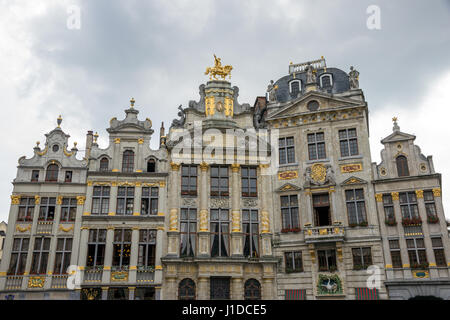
[402,216,422,226]
[353,264,364,271]
[358,221,368,227]
[427,215,439,224]
[385,218,397,226]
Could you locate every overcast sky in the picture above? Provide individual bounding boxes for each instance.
[0,0,450,223]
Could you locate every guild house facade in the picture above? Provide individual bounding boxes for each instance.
[0,56,449,300]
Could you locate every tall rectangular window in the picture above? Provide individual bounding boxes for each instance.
[339,128,358,157]
[38,197,56,221]
[241,166,257,197]
[65,171,73,183]
[138,230,156,268]
[318,249,337,272]
[400,192,419,219]
[122,150,134,173]
[383,194,395,220]
[8,238,29,275]
[280,195,299,230]
[87,229,106,267]
[141,187,158,215]
[424,190,437,218]
[307,132,326,160]
[210,209,229,257]
[389,240,402,268]
[180,208,197,257]
[345,189,367,225]
[117,187,134,215]
[211,166,229,197]
[17,197,35,222]
[54,238,72,274]
[279,137,295,165]
[181,165,197,196]
[92,186,110,215]
[285,251,303,273]
[60,198,77,222]
[243,209,259,257]
[112,229,132,269]
[30,237,51,274]
[352,247,372,269]
[432,237,447,267]
[406,238,428,267]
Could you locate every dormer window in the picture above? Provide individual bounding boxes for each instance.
[31,170,39,182]
[396,155,409,177]
[289,80,301,97]
[100,157,109,172]
[147,159,156,173]
[45,164,59,182]
[319,74,333,90]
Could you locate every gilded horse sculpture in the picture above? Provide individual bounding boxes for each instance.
[205,54,233,80]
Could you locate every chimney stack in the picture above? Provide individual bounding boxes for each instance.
[85,130,93,159]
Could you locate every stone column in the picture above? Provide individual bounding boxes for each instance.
[71,196,86,266]
[329,187,339,224]
[0,196,21,290]
[375,193,394,279]
[22,196,41,290]
[158,180,167,217]
[129,227,139,283]
[197,277,209,300]
[84,183,94,215]
[77,227,90,283]
[260,165,272,257]
[231,164,243,257]
[415,189,438,277]
[155,286,162,300]
[112,138,121,171]
[198,162,210,256]
[167,162,180,256]
[101,286,109,300]
[165,277,177,300]
[304,189,313,226]
[45,196,63,289]
[154,228,164,284]
[137,139,144,172]
[109,183,118,216]
[133,183,142,216]
[432,188,450,266]
[102,227,115,283]
[231,277,243,300]
[262,278,275,300]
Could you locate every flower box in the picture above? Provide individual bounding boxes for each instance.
[411,262,429,269]
[402,217,422,226]
[281,227,301,233]
[385,219,397,226]
[427,215,439,224]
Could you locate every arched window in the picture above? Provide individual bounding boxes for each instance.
[289,80,301,97]
[147,159,156,173]
[244,279,261,300]
[178,278,196,300]
[320,74,333,90]
[100,157,109,172]
[45,164,59,182]
[122,150,134,173]
[396,155,409,177]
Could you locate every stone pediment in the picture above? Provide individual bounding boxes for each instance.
[267,91,363,120]
[381,131,416,144]
[276,183,302,193]
[340,176,367,186]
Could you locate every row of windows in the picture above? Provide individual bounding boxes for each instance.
[179,278,261,300]
[181,165,257,198]
[389,237,447,268]
[17,197,78,222]
[99,153,157,173]
[279,128,359,165]
[284,247,373,273]
[8,229,157,275]
[382,190,437,221]
[31,165,73,183]
[288,74,334,96]
[281,188,368,230]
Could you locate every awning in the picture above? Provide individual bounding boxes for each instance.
[355,288,380,300]
[285,289,306,300]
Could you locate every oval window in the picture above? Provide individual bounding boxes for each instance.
[307,100,319,111]
[52,144,59,152]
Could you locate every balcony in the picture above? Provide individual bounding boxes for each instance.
[36,221,53,234]
[51,275,69,289]
[137,268,155,283]
[304,226,345,243]
[5,275,23,290]
[83,268,103,282]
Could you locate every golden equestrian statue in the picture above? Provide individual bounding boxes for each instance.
[205,54,233,80]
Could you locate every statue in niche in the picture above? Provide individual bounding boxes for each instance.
[305,63,316,83]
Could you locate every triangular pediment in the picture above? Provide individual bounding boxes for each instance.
[381,130,416,144]
[267,91,364,120]
[276,183,302,193]
[340,176,367,186]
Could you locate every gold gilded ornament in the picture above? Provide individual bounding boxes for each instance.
[204,54,233,80]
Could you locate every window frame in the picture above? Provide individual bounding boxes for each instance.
[181,165,198,196]
[99,157,109,172]
[345,189,367,226]
[91,186,110,215]
[116,186,135,215]
[284,251,303,273]
[53,238,72,274]
[242,209,259,258]
[307,132,326,160]
[210,208,230,257]
[317,249,337,272]
[389,239,402,268]
[60,197,77,222]
[399,192,419,220]
[112,229,132,269]
[141,187,159,215]
[122,150,135,173]
[241,166,257,198]
[210,165,229,197]
[86,229,107,268]
[17,197,35,222]
[406,238,428,267]
[396,155,410,177]
[138,229,157,268]
[180,208,197,257]
[279,137,295,165]
[38,197,56,221]
[30,237,51,275]
[431,237,446,267]
[352,247,373,270]
[338,128,359,157]
[8,237,29,275]
[45,164,59,182]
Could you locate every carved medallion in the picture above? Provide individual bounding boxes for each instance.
[311,164,327,184]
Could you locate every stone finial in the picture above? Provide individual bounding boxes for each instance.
[57,115,62,128]
[93,132,99,143]
[130,97,135,108]
[392,116,400,132]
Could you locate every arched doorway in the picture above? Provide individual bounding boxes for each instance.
[178,278,196,300]
[244,279,261,300]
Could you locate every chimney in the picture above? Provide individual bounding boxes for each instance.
[85,130,93,158]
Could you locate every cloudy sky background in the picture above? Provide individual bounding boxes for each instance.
[0,0,450,223]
